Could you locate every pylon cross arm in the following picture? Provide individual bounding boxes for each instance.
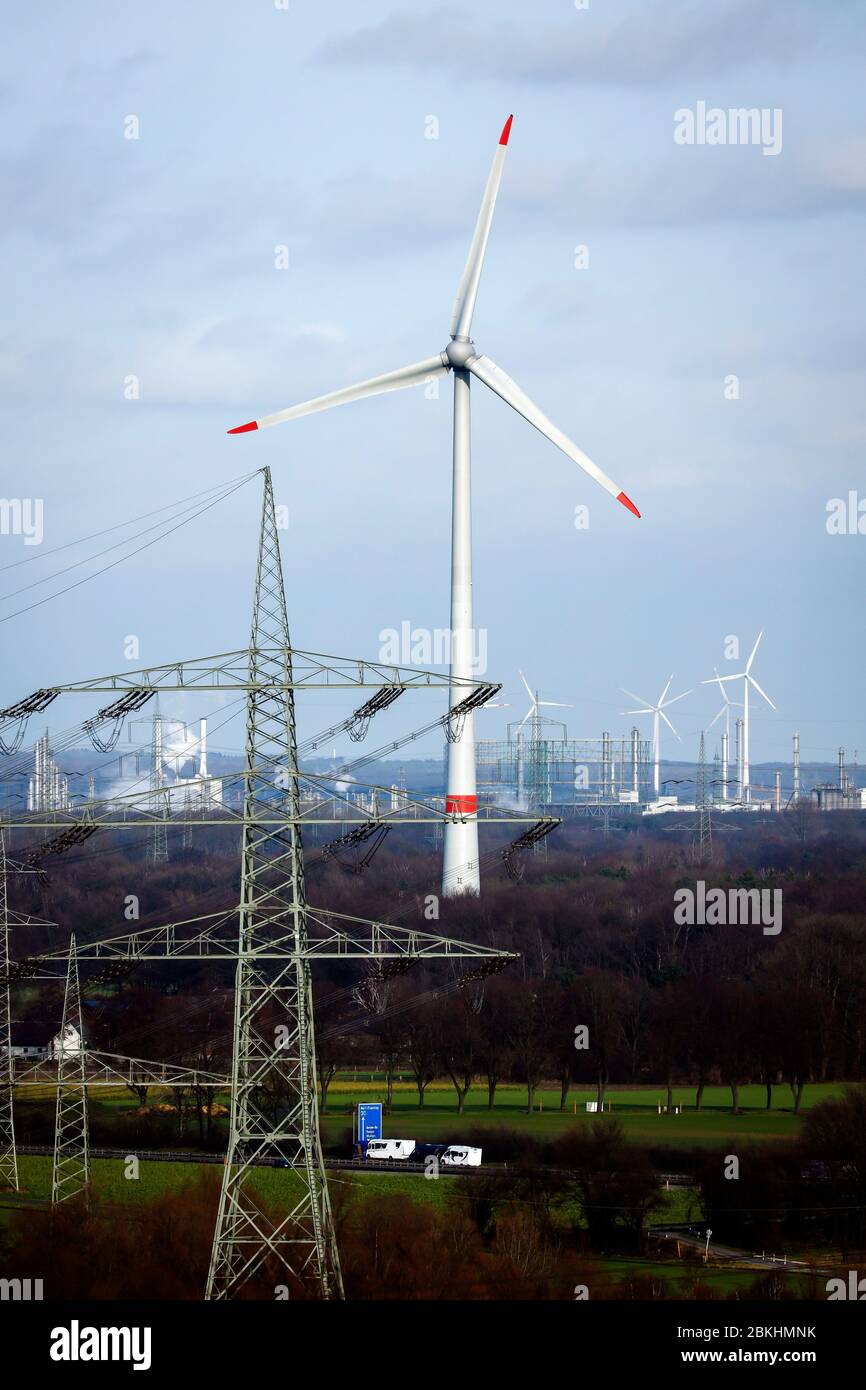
[24,906,517,967]
[24,646,490,695]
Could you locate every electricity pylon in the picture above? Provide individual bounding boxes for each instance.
[206,468,342,1300]
[693,731,713,864]
[149,703,168,867]
[51,933,90,1205]
[4,466,516,1294]
[0,830,18,1191]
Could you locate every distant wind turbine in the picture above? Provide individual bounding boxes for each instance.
[704,633,774,803]
[517,670,573,737]
[515,671,572,809]
[621,676,691,797]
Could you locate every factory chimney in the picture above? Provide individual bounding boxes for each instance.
[199,719,208,779]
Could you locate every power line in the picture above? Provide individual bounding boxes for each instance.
[0,473,257,625]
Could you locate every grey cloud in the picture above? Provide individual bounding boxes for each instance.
[317,1,860,86]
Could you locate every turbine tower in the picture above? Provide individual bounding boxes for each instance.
[226,116,640,896]
[707,667,741,803]
[621,676,691,797]
[704,633,774,803]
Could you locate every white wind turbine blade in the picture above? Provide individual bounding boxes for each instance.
[747,674,776,710]
[746,631,764,673]
[660,688,691,710]
[657,675,674,707]
[450,115,513,340]
[659,709,681,739]
[518,669,535,704]
[227,356,449,433]
[621,708,653,717]
[709,672,745,685]
[538,700,573,709]
[467,354,640,517]
[707,704,726,731]
[621,688,650,709]
[714,668,735,708]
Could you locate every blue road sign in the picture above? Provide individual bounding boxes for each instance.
[357,1103,382,1145]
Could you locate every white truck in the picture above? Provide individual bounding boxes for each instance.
[440,1145,482,1168]
[364,1138,416,1161]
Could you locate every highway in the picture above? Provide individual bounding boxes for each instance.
[17,1143,696,1185]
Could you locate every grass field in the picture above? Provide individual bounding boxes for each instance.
[15,1079,843,1154]
[316,1080,841,1150]
[9,1152,701,1230]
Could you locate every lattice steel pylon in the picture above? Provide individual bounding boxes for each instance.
[206,467,343,1301]
[51,933,90,1205]
[148,703,168,867]
[693,731,713,864]
[0,829,19,1191]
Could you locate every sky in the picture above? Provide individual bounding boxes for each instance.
[1,0,865,770]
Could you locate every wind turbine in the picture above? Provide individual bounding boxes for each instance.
[621,677,691,798]
[703,633,774,803]
[706,667,741,802]
[515,670,572,809]
[227,115,640,896]
[517,670,573,739]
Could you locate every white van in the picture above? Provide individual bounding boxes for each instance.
[440,1145,482,1168]
[364,1138,416,1161]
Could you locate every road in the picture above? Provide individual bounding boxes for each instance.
[651,1228,839,1276]
[16,1144,695,1185]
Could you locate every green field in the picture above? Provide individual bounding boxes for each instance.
[15,1079,843,1155]
[316,1080,841,1150]
[9,1151,701,1235]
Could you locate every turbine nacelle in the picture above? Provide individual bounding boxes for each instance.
[444,338,477,371]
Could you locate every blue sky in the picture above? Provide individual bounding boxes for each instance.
[2,1,865,768]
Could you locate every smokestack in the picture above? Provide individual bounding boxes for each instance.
[774,770,781,812]
[721,731,729,803]
[631,726,639,794]
[199,718,208,779]
[516,731,525,805]
[839,746,847,793]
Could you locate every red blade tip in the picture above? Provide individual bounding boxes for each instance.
[617,491,641,518]
[227,421,258,434]
[499,114,513,146]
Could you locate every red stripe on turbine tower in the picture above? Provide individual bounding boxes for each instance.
[499,114,514,146]
[446,794,478,815]
[228,421,258,434]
